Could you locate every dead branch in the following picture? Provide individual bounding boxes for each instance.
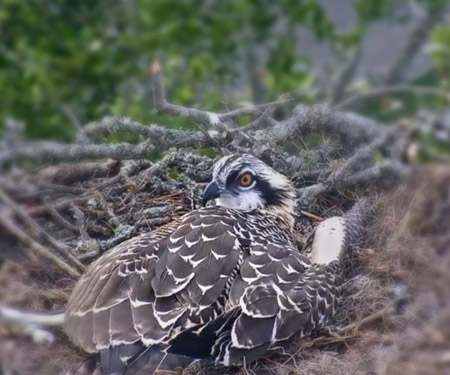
[328,47,362,106]
[0,140,152,167]
[0,210,81,278]
[150,60,289,130]
[264,104,384,151]
[338,305,396,335]
[299,160,409,204]
[27,197,87,218]
[383,4,445,85]
[0,127,221,168]
[0,188,85,272]
[37,159,121,185]
[233,107,279,133]
[0,67,408,174]
[340,160,409,189]
[47,208,79,233]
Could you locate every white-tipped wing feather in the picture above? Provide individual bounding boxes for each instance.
[65,206,347,374]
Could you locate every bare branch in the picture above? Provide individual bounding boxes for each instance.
[263,104,383,150]
[0,124,220,167]
[341,160,409,189]
[0,140,151,166]
[1,104,384,168]
[62,105,91,145]
[37,160,121,185]
[297,139,409,204]
[222,96,290,121]
[329,134,389,179]
[48,207,79,233]
[0,210,81,278]
[234,107,279,133]
[150,61,289,130]
[0,188,85,272]
[328,47,362,105]
[383,5,445,85]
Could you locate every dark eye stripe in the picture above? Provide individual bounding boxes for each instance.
[226,170,240,186]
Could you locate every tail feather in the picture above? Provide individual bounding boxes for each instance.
[342,199,371,250]
[124,348,193,375]
[66,356,101,375]
[70,347,192,375]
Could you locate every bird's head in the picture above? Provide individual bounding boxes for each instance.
[203,154,296,225]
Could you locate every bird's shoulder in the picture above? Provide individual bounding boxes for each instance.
[64,206,263,345]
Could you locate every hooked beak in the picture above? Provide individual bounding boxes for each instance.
[202,181,221,207]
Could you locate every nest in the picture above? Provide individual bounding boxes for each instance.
[1,147,449,375]
[1,67,447,374]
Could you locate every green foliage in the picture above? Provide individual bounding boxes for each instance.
[0,0,448,143]
[429,25,450,86]
[0,0,335,140]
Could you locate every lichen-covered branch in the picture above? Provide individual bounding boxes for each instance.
[0,102,395,168]
[263,104,383,150]
[0,127,218,167]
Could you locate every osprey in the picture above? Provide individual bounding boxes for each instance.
[65,154,363,375]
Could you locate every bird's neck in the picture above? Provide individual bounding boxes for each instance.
[263,204,296,232]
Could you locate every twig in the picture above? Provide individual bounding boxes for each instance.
[62,104,91,145]
[297,158,409,204]
[27,197,87,218]
[150,61,290,130]
[337,305,396,334]
[328,134,389,180]
[340,160,409,190]
[0,130,216,167]
[234,107,278,133]
[48,207,79,234]
[222,95,291,121]
[72,204,90,247]
[150,61,227,131]
[0,188,85,272]
[37,159,121,185]
[263,104,383,150]
[286,305,396,355]
[0,305,64,327]
[328,47,362,105]
[0,210,81,278]
[299,210,322,221]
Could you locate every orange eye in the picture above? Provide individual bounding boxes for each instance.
[239,173,254,187]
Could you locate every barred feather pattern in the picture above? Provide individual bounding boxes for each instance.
[64,205,345,372]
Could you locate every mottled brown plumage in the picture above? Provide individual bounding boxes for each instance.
[64,154,360,375]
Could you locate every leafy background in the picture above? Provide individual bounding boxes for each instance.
[1,0,449,152]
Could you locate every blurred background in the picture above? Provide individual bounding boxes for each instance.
[1,0,449,153]
[1,1,450,375]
